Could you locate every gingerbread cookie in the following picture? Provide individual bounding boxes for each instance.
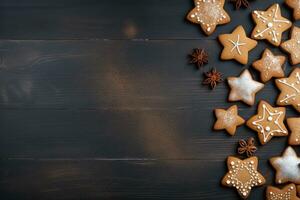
[214,105,245,136]
[275,68,300,112]
[270,146,300,184]
[287,118,300,145]
[252,49,286,83]
[281,26,300,65]
[266,184,300,200]
[285,0,300,20]
[298,185,300,196]
[186,0,230,35]
[246,100,288,145]
[219,26,257,64]
[221,156,266,199]
[251,4,292,46]
[227,69,264,106]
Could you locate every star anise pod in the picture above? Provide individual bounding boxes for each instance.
[202,68,223,89]
[231,0,250,10]
[189,48,208,68]
[238,137,257,157]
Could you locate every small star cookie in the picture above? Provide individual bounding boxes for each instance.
[251,4,292,46]
[246,100,288,145]
[214,105,245,136]
[281,26,300,65]
[275,68,300,113]
[227,69,264,106]
[221,156,266,199]
[285,0,300,20]
[252,49,286,83]
[219,25,258,64]
[287,118,300,145]
[186,0,230,35]
[270,146,300,184]
[266,184,300,200]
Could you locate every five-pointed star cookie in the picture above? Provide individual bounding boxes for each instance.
[266,184,300,200]
[214,105,245,136]
[221,156,266,199]
[275,68,300,113]
[186,0,230,35]
[286,0,300,20]
[287,118,300,145]
[219,26,258,64]
[270,146,300,184]
[227,69,264,106]
[251,4,292,46]
[252,49,286,83]
[246,100,288,145]
[281,26,300,65]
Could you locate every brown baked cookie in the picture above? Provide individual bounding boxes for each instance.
[219,26,257,64]
[287,118,300,145]
[281,26,300,65]
[251,4,292,46]
[298,185,300,196]
[186,0,230,35]
[266,184,300,200]
[214,105,245,136]
[285,0,300,20]
[221,156,265,199]
[252,49,286,83]
[246,100,288,145]
[270,146,300,184]
[275,68,300,112]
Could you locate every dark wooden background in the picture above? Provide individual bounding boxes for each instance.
[0,0,299,199]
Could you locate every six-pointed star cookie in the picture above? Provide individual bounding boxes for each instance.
[219,26,258,64]
[221,156,266,199]
[281,26,300,65]
[186,0,230,35]
[266,184,300,200]
[287,118,300,145]
[270,146,300,184]
[227,69,264,106]
[214,105,245,136]
[246,100,288,145]
[252,49,286,83]
[286,0,300,20]
[251,4,292,46]
[275,68,300,112]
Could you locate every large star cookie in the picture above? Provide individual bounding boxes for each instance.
[221,156,266,199]
[270,146,300,184]
[275,68,300,112]
[186,0,230,35]
[285,0,300,20]
[281,26,300,65]
[287,118,300,145]
[219,26,257,64]
[266,184,300,200]
[246,100,288,145]
[252,49,286,83]
[227,69,264,106]
[214,105,245,136]
[251,4,292,46]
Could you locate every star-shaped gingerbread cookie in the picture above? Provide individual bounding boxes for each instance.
[252,49,286,83]
[286,0,300,20]
[219,26,257,64]
[221,156,266,199]
[227,69,264,106]
[275,68,300,113]
[281,26,300,65]
[266,184,300,200]
[270,146,300,184]
[186,0,230,35]
[287,118,300,145]
[246,100,288,145]
[251,4,292,46]
[214,105,245,136]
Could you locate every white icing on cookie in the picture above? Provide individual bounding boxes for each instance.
[228,34,246,55]
[278,71,300,105]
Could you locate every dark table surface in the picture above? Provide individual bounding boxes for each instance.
[0,0,299,199]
